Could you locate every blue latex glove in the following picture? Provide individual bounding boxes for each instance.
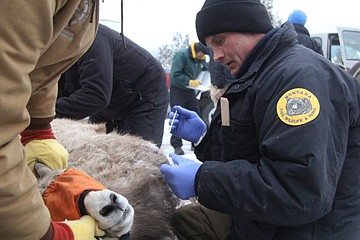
[160,153,202,200]
[168,105,207,143]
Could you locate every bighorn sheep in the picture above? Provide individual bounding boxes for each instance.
[41,118,179,240]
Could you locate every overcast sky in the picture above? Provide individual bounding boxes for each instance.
[99,0,360,56]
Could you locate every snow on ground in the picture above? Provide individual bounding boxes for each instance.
[160,119,197,161]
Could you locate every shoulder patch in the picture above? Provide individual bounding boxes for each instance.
[276,88,320,126]
[69,0,91,26]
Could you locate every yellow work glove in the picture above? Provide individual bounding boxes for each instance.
[51,215,105,240]
[24,139,68,176]
[64,215,105,240]
[189,79,202,87]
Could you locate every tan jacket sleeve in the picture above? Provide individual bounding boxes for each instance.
[0,1,99,239]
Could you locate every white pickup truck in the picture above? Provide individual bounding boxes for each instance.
[311,27,360,77]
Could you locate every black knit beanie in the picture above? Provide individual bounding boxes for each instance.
[196,0,273,45]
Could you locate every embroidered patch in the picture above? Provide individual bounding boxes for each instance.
[276,88,320,126]
[68,0,91,26]
[61,29,74,41]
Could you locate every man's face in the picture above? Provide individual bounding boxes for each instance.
[205,32,264,76]
[195,51,205,60]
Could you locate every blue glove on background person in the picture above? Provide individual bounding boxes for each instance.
[160,153,202,200]
[168,105,207,143]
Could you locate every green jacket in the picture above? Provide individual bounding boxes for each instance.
[170,43,208,89]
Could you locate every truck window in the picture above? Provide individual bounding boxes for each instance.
[312,37,322,47]
[342,30,360,61]
[329,35,343,66]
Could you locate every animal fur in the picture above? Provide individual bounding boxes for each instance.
[47,118,179,240]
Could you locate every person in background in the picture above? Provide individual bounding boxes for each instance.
[205,46,234,107]
[161,0,360,239]
[0,1,103,239]
[288,9,323,55]
[56,24,169,148]
[169,42,209,155]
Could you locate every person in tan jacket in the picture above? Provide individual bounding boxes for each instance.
[0,1,104,239]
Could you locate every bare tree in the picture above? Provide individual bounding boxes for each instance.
[157,32,190,69]
[261,0,282,27]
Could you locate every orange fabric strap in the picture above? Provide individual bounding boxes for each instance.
[42,168,106,221]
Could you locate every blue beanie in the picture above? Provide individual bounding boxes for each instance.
[288,10,307,26]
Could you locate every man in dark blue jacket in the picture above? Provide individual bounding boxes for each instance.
[160,0,360,239]
[56,24,169,148]
[288,9,323,55]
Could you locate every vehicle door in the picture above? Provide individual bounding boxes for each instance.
[337,27,360,69]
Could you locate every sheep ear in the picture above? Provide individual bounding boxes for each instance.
[34,162,52,178]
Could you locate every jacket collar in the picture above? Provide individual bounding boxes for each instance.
[233,21,298,82]
[293,23,310,36]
